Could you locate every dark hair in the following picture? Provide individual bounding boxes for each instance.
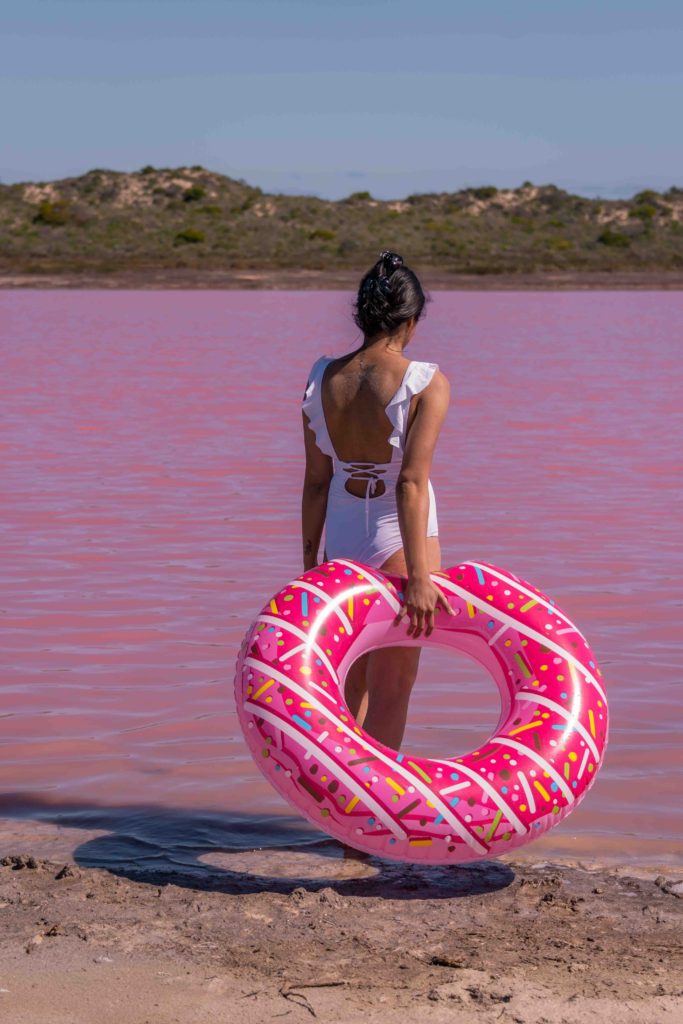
[353,251,427,337]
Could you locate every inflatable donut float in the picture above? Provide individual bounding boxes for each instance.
[234,559,608,864]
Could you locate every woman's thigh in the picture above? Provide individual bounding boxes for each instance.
[378,537,441,577]
[361,538,441,701]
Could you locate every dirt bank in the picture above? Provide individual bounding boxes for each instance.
[1,849,681,1024]
[2,268,683,290]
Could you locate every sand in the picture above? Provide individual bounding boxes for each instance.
[1,844,682,1024]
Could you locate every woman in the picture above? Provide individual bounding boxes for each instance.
[301,251,453,753]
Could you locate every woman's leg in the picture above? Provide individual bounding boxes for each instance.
[361,537,441,749]
[340,538,441,857]
[343,653,369,726]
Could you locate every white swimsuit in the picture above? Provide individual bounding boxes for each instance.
[302,355,439,568]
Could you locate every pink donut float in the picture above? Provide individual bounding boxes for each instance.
[234,559,608,864]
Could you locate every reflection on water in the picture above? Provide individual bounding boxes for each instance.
[1,289,682,867]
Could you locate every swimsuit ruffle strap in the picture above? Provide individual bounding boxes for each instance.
[386,361,439,450]
[302,355,335,458]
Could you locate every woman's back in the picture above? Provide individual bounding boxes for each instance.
[321,351,413,467]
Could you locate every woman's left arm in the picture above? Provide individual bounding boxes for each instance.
[301,411,333,571]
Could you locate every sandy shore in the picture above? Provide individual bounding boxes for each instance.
[1,843,682,1024]
[2,268,683,290]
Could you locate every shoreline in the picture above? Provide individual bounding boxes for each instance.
[2,268,683,290]
[1,846,682,1024]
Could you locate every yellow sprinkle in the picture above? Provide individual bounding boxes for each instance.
[252,678,275,700]
[269,599,279,614]
[466,601,475,618]
[485,809,503,842]
[588,709,596,738]
[386,777,405,796]
[509,720,544,736]
[409,839,432,846]
[299,666,312,676]
[534,780,550,801]
[520,599,538,612]
[407,760,432,784]
[514,651,532,678]
[345,796,360,814]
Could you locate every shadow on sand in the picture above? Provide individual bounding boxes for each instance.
[0,793,515,900]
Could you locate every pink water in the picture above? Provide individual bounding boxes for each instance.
[1,289,682,872]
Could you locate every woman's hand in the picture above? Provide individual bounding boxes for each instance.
[394,574,455,638]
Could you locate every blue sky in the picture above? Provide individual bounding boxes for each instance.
[3,0,682,199]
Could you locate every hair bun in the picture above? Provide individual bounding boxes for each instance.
[379,250,404,274]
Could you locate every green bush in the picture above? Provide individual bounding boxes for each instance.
[470,186,498,200]
[33,200,70,226]
[199,205,222,216]
[308,228,336,241]
[140,165,156,175]
[174,228,205,244]
[597,228,630,248]
[629,204,657,222]
[183,185,206,202]
[346,190,372,201]
[632,189,659,205]
[548,237,573,250]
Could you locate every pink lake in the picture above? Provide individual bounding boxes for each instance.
[1,289,681,874]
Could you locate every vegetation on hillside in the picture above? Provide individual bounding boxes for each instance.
[1,166,682,275]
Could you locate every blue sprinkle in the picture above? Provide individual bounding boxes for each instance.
[292,714,312,731]
[434,814,444,825]
[551,724,570,731]
[450,772,460,780]
[396,753,404,763]
[344,568,353,575]
[268,626,275,632]
[389,838,396,844]
[560,692,568,699]
[572,781,578,788]
[474,565,485,584]
[501,786,508,794]
[315,659,322,666]
[304,710,312,717]
[397,591,404,600]
[274,764,281,771]
[450,796,460,807]
[363,765,370,773]
[550,782,559,792]
[486,620,495,630]
[368,817,375,825]
[314,597,320,603]
[589,660,595,668]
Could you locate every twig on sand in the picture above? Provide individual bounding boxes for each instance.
[279,980,346,1018]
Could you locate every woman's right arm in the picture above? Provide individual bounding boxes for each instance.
[395,370,453,636]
